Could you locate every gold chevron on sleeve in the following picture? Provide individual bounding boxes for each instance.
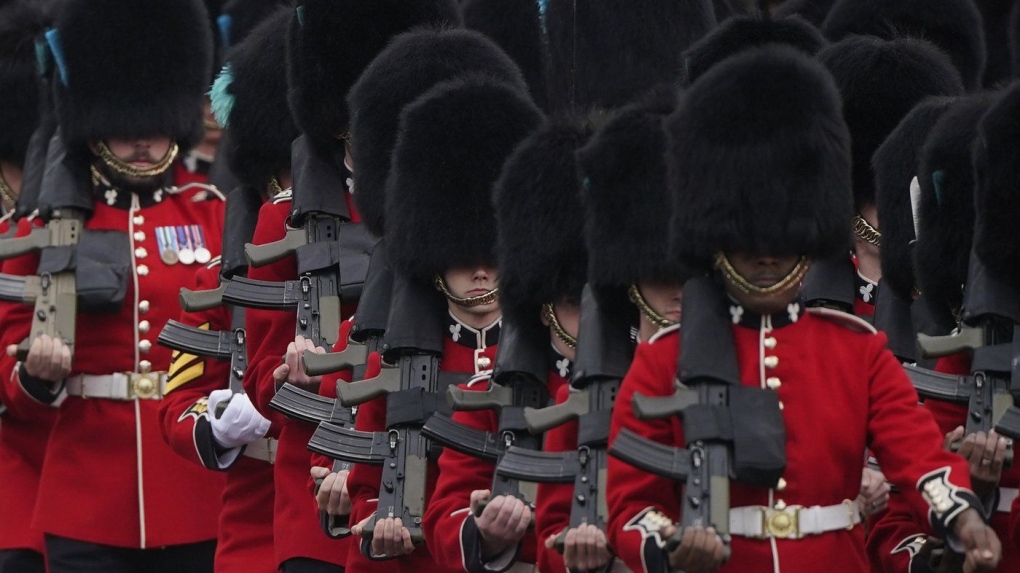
[165,323,210,394]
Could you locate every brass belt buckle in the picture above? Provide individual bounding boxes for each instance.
[131,373,158,399]
[762,506,801,539]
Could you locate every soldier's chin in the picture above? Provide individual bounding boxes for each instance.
[100,163,165,194]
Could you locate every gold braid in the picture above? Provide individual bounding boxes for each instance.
[542,303,577,350]
[628,285,676,329]
[434,276,499,308]
[714,253,810,296]
[96,140,179,178]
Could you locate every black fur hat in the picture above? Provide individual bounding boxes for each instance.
[668,46,852,266]
[1011,3,1020,79]
[821,0,986,91]
[211,8,297,188]
[287,0,461,151]
[219,0,288,50]
[494,117,594,325]
[462,0,546,110]
[53,0,213,148]
[0,0,47,165]
[348,27,527,237]
[545,0,716,112]
[873,96,959,301]
[578,87,690,289]
[913,91,1000,311]
[818,36,964,211]
[772,0,837,28]
[385,76,542,280]
[683,14,826,85]
[972,83,1020,289]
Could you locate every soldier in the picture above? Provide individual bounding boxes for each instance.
[606,46,1001,573]
[0,0,43,221]
[156,8,296,573]
[0,1,226,572]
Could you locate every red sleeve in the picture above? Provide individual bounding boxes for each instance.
[1012,493,1020,549]
[242,201,296,437]
[534,383,578,573]
[157,262,234,469]
[606,337,683,573]
[866,490,937,572]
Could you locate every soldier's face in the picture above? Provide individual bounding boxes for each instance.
[103,137,174,167]
[722,252,803,314]
[541,298,580,361]
[443,265,500,316]
[636,281,683,324]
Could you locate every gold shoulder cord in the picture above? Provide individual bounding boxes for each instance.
[627,285,676,329]
[434,275,499,308]
[542,302,577,350]
[714,253,810,296]
[96,140,179,178]
[852,214,881,246]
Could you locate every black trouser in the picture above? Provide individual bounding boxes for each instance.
[0,548,45,573]
[45,535,215,573]
[280,558,345,573]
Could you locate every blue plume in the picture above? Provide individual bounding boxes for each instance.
[34,36,52,78]
[45,29,68,86]
[218,15,233,51]
[932,170,946,207]
[296,5,306,26]
[536,0,548,33]
[208,64,235,128]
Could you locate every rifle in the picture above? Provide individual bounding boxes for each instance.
[158,314,246,419]
[607,277,786,553]
[307,273,447,556]
[496,285,633,551]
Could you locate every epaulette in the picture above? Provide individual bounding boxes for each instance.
[648,323,681,344]
[806,307,878,334]
[205,255,222,270]
[271,188,293,204]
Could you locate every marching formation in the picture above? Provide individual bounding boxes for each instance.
[1,0,1020,572]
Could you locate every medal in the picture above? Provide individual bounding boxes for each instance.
[157,227,178,265]
[192,225,211,264]
[176,226,195,265]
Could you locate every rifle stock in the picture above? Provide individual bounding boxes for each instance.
[244,227,305,267]
[336,366,401,407]
[917,325,986,359]
[303,342,368,376]
[0,226,50,260]
[179,281,228,312]
[523,390,588,433]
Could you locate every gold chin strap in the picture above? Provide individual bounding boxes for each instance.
[853,214,881,246]
[203,118,222,131]
[96,140,179,179]
[433,275,499,308]
[714,253,810,296]
[268,177,284,197]
[0,170,17,213]
[628,285,676,329]
[542,303,577,350]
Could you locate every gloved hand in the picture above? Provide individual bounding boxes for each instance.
[207,389,271,449]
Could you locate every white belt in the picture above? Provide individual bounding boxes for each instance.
[999,487,1018,513]
[243,438,277,464]
[65,372,169,401]
[729,500,860,539]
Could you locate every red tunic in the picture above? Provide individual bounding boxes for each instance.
[346,313,500,573]
[0,216,56,556]
[423,355,569,573]
[0,185,227,548]
[157,259,275,573]
[607,307,975,573]
[867,354,1020,572]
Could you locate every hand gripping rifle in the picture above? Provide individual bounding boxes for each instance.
[495,285,633,552]
[608,277,786,556]
[422,314,550,514]
[906,251,1020,466]
[307,274,450,556]
[222,135,376,348]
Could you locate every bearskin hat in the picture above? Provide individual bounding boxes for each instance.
[772,0,837,28]
[494,117,594,326]
[219,0,287,50]
[385,77,542,280]
[913,91,1001,312]
[545,0,716,112]
[462,0,546,110]
[287,0,461,151]
[52,0,213,149]
[0,0,47,165]
[1011,3,1020,78]
[873,96,960,301]
[348,28,526,237]
[972,84,1020,289]
[578,86,690,289]
[683,14,825,85]
[821,0,986,91]
[818,36,964,211]
[668,46,851,267]
[209,8,296,188]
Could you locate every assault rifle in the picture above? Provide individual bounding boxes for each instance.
[608,277,786,553]
[496,285,632,551]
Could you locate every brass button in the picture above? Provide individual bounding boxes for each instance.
[138,320,150,334]
[139,340,152,353]
[477,356,492,370]
[139,300,150,313]
[764,355,779,369]
[763,337,777,349]
[133,215,144,226]
[139,360,152,373]
[137,265,149,276]
[135,247,147,259]
[133,231,145,242]
[766,377,781,390]
[777,478,787,491]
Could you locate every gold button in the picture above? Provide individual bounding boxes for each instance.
[133,215,144,226]
[766,377,781,389]
[763,337,777,349]
[139,300,150,313]
[137,265,149,276]
[764,355,779,369]
[135,247,147,259]
[138,320,150,334]
[139,360,152,373]
[477,356,492,370]
[133,231,145,242]
[777,478,787,491]
[139,340,152,353]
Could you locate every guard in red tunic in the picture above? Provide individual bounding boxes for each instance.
[342,61,541,572]
[606,46,1000,573]
[156,9,296,573]
[422,116,594,573]
[0,3,52,572]
[0,1,227,571]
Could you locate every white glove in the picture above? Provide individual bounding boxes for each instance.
[207,389,271,450]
